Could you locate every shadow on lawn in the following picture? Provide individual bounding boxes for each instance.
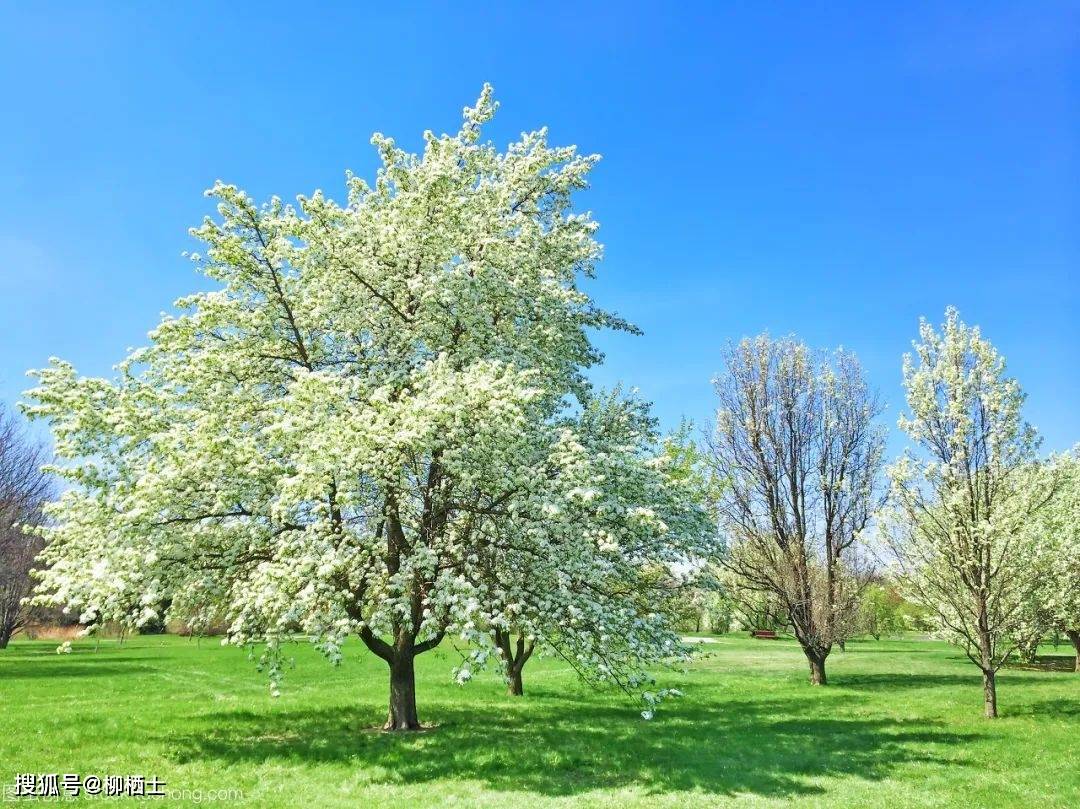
[840,671,1070,691]
[1020,699,1080,718]
[838,673,992,690]
[1005,655,1077,673]
[172,694,980,800]
[0,663,154,679]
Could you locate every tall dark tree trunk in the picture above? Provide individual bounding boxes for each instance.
[1066,629,1080,673]
[385,652,420,731]
[0,624,12,649]
[982,668,998,718]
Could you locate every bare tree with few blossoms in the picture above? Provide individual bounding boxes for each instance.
[707,335,886,684]
[23,87,714,730]
[885,307,1058,718]
[0,406,52,648]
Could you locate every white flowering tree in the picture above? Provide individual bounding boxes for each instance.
[460,397,715,699]
[1019,451,1080,670]
[886,308,1056,718]
[707,336,886,685]
[24,87,711,730]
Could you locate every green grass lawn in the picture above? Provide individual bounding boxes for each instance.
[1,633,1077,807]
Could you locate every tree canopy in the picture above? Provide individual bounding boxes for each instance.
[24,86,713,729]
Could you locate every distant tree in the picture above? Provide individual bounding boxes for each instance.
[723,579,788,633]
[24,87,713,730]
[0,406,52,648]
[683,582,734,635]
[857,583,905,640]
[707,335,886,684]
[886,308,1057,718]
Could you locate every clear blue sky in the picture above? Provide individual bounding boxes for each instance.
[1,2,1077,455]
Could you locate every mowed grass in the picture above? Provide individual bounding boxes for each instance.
[1,633,1077,807]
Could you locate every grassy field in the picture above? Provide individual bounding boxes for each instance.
[1,633,1077,807]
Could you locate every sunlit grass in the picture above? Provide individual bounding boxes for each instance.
[1,633,1077,807]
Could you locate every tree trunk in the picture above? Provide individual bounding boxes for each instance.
[809,656,827,685]
[1067,629,1080,673]
[982,668,998,718]
[0,625,11,649]
[799,643,829,682]
[974,600,998,718]
[494,629,533,697]
[507,665,524,696]
[385,653,421,731]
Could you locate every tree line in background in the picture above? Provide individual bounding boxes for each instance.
[2,88,1077,728]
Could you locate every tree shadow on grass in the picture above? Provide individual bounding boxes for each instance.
[838,673,986,690]
[838,672,1066,691]
[1017,699,1080,718]
[838,647,945,655]
[1005,655,1077,673]
[170,695,980,800]
[0,662,153,679]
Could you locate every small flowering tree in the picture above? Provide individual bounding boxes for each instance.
[24,87,711,730]
[460,396,715,697]
[886,308,1056,718]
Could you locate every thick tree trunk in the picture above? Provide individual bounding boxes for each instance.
[808,654,827,685]
[507,666,524,696]
[0,626,11,649]
[982,668,998,719]
[1066,629,1080,673]
[385,653,420,731]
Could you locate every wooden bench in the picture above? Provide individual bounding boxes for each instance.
[750,629,778,640]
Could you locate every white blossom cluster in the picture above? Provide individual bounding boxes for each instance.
[23,86,714,709]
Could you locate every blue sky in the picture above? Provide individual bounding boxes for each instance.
[1,2,1077,455]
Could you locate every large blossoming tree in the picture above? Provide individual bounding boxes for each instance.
[886,308,1056,718]
[24,87,712,730]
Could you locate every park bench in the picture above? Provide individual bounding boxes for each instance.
[750,629,778,639]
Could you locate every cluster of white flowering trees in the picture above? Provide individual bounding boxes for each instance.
[15,87,1075,728]
[24,87,714,730]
